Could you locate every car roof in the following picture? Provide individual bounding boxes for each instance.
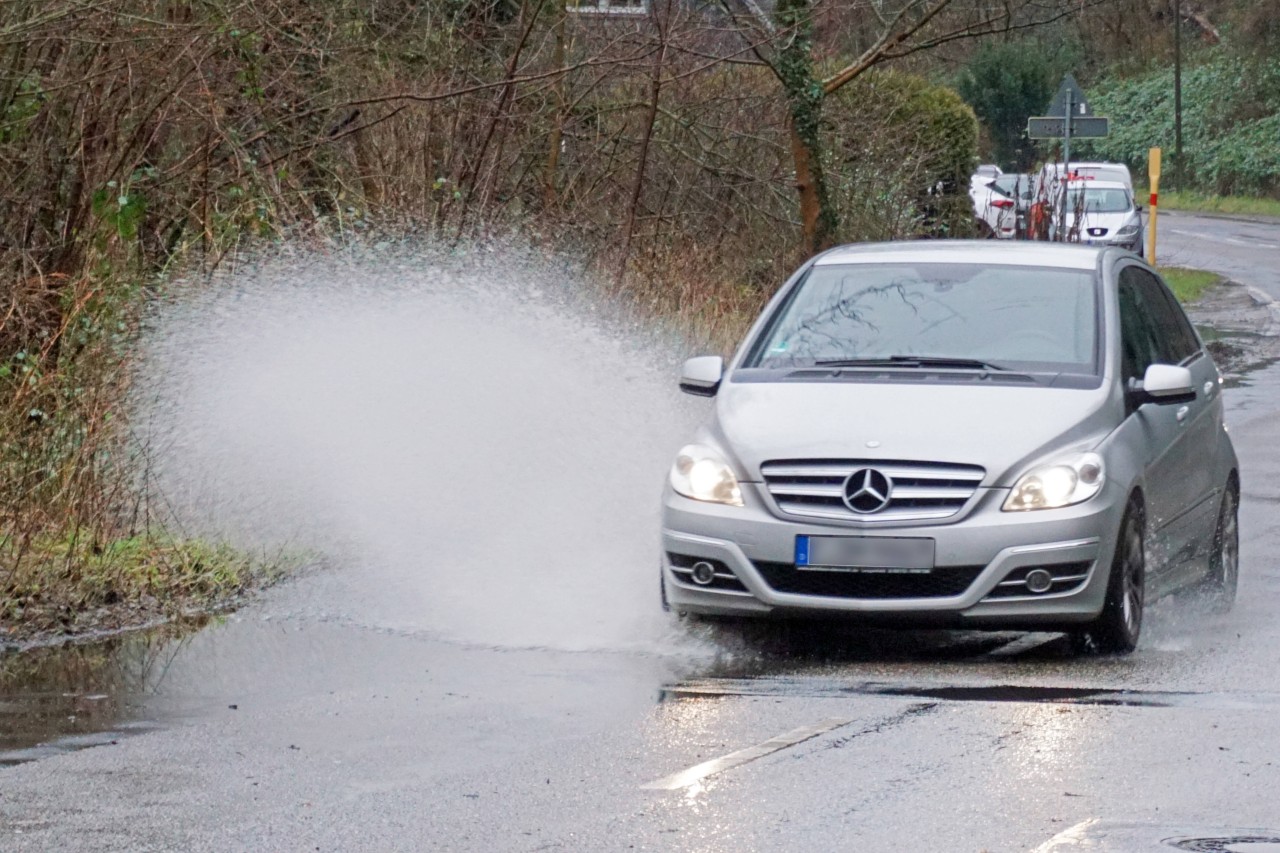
[813,240,1106,271]
[1042,161,1129,170]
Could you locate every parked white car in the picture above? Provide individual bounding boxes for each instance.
[1049,180,1144,253]
[973,173,1033,239]
[1035,161,1134,204]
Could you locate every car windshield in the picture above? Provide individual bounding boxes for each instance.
[1063,187,1131,213]
[746,263,1098,374]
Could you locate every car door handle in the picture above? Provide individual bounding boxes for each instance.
[1176,405,1190,422]
[1204,381,1215,397]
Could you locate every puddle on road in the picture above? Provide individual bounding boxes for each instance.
[0,620,207,765]
[1189,281,1280,394]
[663,675,1280,712]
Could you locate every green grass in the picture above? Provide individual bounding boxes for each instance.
[1159,266,1222,304]
[1138,187,1280,219]
[1,533,288,640]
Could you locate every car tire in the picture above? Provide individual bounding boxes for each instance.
[1074,500,1145,654]
[660,560,671,612]
[1202,479,1240,612]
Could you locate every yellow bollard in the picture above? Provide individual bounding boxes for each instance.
[1147,147,1161,264]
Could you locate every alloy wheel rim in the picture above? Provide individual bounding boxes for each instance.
[1221,496,1239,586]
[1121,520,1144,635]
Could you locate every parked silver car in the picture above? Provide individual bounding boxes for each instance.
[662,242,1239,653]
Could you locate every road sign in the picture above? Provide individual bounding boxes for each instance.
[1027,116,1110,139]
[1048,73,1092,117]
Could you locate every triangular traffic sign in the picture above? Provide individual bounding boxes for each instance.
[1047,73,1092,117]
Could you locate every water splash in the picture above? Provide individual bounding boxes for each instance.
[138,240,714,654]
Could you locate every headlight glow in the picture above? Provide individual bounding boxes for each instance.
[670,444,743,506]
[1003,452,1105,511]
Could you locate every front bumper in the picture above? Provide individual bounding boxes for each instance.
[661,481,1125,629]
[1086,231,1142,253]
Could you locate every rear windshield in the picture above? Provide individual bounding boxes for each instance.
[745,263,1099,375]
[1063,187,1132,213]
[993,175,1033,200]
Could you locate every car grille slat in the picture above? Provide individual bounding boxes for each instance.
[768,483,846,497]
[889,485,976,500]
[761,459,985,523]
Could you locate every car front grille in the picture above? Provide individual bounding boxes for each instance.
[760,459,985,523]
[753,561,984,599]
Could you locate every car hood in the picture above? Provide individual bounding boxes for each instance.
[1077,210,1137,231]
[709,378,1116,487]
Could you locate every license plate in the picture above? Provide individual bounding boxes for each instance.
[795,535,935,571]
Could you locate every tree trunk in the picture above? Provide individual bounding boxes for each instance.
[774,0,838,255]
[618,0,668,281]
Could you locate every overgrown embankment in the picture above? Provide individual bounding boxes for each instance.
[1080,50,1280,198]
[1,1,993,640]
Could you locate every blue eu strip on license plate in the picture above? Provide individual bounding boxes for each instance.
[795,535,811,566]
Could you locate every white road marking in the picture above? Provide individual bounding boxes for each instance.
[1164,228,1279,250]
[1032,819,1101,852]
[640,717,853,790]
[986,632,1061,657]
[1034,820,1280,851]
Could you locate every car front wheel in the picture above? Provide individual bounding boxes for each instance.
[1075,501,1146,654]
[1203,481,1240,611]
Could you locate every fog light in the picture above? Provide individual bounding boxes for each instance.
[690,561,717,585]
[1025,569,1054,594]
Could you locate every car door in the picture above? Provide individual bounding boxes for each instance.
[1117,265,1216,583]
[1146,268,1223,567]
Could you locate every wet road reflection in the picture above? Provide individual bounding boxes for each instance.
[0,620,208,763]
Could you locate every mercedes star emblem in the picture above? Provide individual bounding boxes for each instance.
[843,468,893,514]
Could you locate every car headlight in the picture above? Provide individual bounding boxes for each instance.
[670,444,743,506]
[1003,453,1105,511]
[1115,222,1140,237]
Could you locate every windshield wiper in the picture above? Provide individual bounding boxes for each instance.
[813,355,1010,371]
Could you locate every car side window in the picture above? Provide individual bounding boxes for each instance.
[1151,274,1202,363]
[1118,268,1163,384]
[1125,266,1200,363]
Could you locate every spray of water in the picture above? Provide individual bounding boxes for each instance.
[139,240,715,653]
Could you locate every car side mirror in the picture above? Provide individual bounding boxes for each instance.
[1128,363,1196,406]
[679,356,723,397]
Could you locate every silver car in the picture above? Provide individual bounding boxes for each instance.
[661,242,1239,653]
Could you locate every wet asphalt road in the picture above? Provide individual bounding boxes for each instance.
[4,214,1280,851]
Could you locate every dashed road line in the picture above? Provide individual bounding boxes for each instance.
[640,717,853,790]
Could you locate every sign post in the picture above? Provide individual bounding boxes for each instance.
[1028,76,1111,158]
[1028,75,1111,243]
[1147,147,1161,265]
